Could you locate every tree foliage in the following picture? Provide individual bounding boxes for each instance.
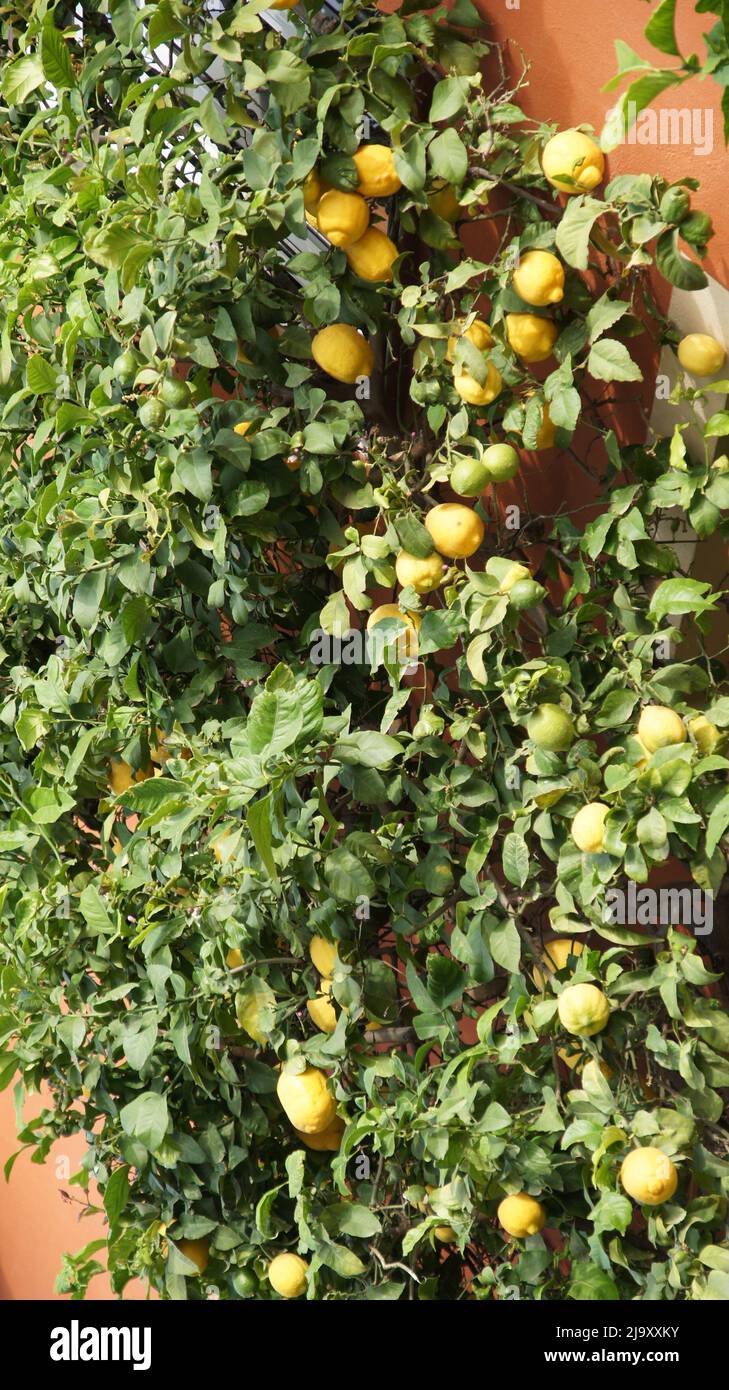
[0,0,728,1302]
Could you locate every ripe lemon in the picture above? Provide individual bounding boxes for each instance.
[109,759,153,794]
[512,250,565,306]
[177,1237,210,1275]
[688,714,720,754]
[303,168,326,212]
[620,1147,678,1206]
[268,1252,308,1298]
[677,333,726,376]
[571,801,609,853]
[270,0,300,8]
[234,420,252,437]
[307,980,337,1034]
[316,189,369,248]
[498,1193,546,1238]
[425,503,485,558]
[533,937,584,991]
[482,443,520,481]
[637,705,686,753]
[496,560,530,592]
[526,702,575,752]
[353,143,402,198]
[276,1065,336,1134]
[294,1115,345,1151]
[428,182,462,222]
[506,313,559,362]
[446,317,494,361]
[557,982,610,1037]
[542,129,605,194]
[367,604,420,660]
[395,549,445,593]
[309,935,338,975]
[453,360,502,405]
[434,1224,457,1243]
[345,226,398,282]
[534,405,556,450]
[226,947,245,969]
[311,324,373,383]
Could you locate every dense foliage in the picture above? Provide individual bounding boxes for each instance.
[0,0,727,1302]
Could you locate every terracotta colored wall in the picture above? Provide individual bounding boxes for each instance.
[2,0,727,1301]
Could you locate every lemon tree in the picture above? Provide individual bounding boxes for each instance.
[0,0,727,1305]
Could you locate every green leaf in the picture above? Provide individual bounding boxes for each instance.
[656,229,708,291]
[246,793,280,883]
[2,57,46,105]
[568,1261,620,1300]
[502,832,529,887]
[645,0,681,57]
[41,19,78,90]
[428,76,470,122]
[26,355,58,395]
[587,338,643,383]
[555,197,606,269]
[428,129,468,183]
[103,1166,130,1230]
[120,1092,169,1152]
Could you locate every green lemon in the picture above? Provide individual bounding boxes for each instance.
[482,443,520,481]
[508,578,545,610]
[138,397,167,430]
[526,702,575,752]
[113,350,139,384]
[158,377,191,408]
[231,1269,258,1297]
[450,457,492,497]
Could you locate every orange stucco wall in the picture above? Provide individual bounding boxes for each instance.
[2,0,727,1301]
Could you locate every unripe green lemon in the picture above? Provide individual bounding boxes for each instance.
[450,458,491,497]
[497,1193,546,1238]
[508,578,545,610]
[158,376,191,408]
[231,1268,258,1297]
[637,704,686,753]
[557,981,610,1037]
[482,443,520,481]
[620,1147,678,1206]
[138,397,167,430]
[526,703,575,752]
[113,349,139,384]
[571,801,609,853]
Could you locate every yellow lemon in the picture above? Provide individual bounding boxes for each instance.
[316,189,369,248]
[276,1065,336,1134]
[534,404,556,450]
[497,1193,546,1238]
[453,360,502,405]
[571,801,609,853]
[226,947,245,969]
[512,250,565,306]
[620,1147,678,1206]
[353,143,402,198]
[270,0,300,8]
[428,182,463,222]
[558,982,610,1037]
[446,317,494,361]
[367,604,421,660]
[311,324,373,383]
[294,1115,345,1151]
[637,705,686,753]
[434,1224,457,1243]
[109,758,153,794]
[526,702,575,752]
[688,714,720,754]
[395,549,445,594]
[268,1252,308,1298]
[533,938,584,991]
[303,168,326,212]
[677,333,726,376]
[345,226,398,282]
[177,1237,210,1275]
[309,935,338,975]
[542,129,605,194]
[425,503,484,559]
[506,312,558,362]
[307,980,337,1034]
